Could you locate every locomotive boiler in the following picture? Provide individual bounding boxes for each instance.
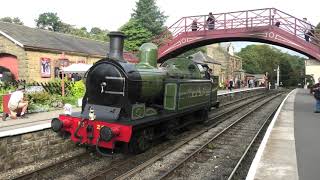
[51,32,219,154]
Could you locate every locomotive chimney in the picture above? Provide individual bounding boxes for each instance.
[107,31,126,62]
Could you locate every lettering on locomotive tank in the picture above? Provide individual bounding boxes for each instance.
[184,85,211,98]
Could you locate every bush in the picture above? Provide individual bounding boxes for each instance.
[26,92,72,112]
[0,85,15,112]
[61,96,78,106]
[28,103,51,113]
[26,92,51,112]
[70,80,85,99]
[27,92,51,104]
[0,79,86,113]
[48,78,74,96]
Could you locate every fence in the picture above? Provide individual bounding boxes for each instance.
[0,80,74,95]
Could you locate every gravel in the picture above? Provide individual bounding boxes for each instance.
[0,149,85,180]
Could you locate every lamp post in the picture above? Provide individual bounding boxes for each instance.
[61,69,65,97]
[304,59,307,89]
[60,52,66,97]
[274,65,280,89]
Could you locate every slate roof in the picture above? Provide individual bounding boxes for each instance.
[0,22,108,56]
[245,73,265,79]
[252,74,265,79]
[191,51,222,65]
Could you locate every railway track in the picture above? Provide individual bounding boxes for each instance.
[12,90,275,180]
[13,151,90,180]
[157,93,283,180]
[86,91,283,180]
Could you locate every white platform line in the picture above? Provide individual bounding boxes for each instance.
[218,87,265,96]
[246,89,296,180]
[0,123,51,138]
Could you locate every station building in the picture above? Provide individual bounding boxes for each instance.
[206,43,245,85]
[0,22,109,82]
[191,51,222,77]
[305,59,320,82]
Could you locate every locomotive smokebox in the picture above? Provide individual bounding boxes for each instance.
[108,31,126,62]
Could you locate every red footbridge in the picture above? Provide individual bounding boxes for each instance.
[155,8,320,62]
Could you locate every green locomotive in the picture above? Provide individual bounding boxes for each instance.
[52,32,219,154]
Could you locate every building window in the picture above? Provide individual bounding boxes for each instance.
[77,59,86,64]
[59,58,69,67]
[40,57,51,78]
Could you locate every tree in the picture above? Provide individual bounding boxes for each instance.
[34,12,109,42]
[119,19,152,51]
[35,12,63,32]
[12,17,24,25]
[237,45,305,87]
[0,17,12,23]
[132,0,167,36]
[57,22,73,34]
[118,0,167,50]
[80,27,87,32]
[90,27,103,35]
[69,28,90,38]
[89,27,109,42]
[0,17,23,25]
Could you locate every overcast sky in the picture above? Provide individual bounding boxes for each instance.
[0,0,318,56]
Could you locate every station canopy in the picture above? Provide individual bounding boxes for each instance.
[61,63,92,73]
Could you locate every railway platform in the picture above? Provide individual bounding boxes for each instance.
[247,88,320,180]
[0,108,81,137]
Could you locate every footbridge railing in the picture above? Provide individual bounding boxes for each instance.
[154,8,320,48]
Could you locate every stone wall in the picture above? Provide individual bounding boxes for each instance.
[206,63,221,78]
[218,88,266,105]
[213,63,222,78]
[26,50,102,82]
[0,129,77,172]
[206,44,244,84]
[0,35,28,80]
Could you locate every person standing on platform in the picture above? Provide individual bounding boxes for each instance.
[313,78,320,113]
[191,19,198,31]
[303,18,312,42]
[204,67,211,79]
[8,85,29,119]
[228,78,234,91]
[249,78,254,88]
[207,12,215,30]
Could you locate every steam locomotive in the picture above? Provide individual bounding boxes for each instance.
[51,32,219,155]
